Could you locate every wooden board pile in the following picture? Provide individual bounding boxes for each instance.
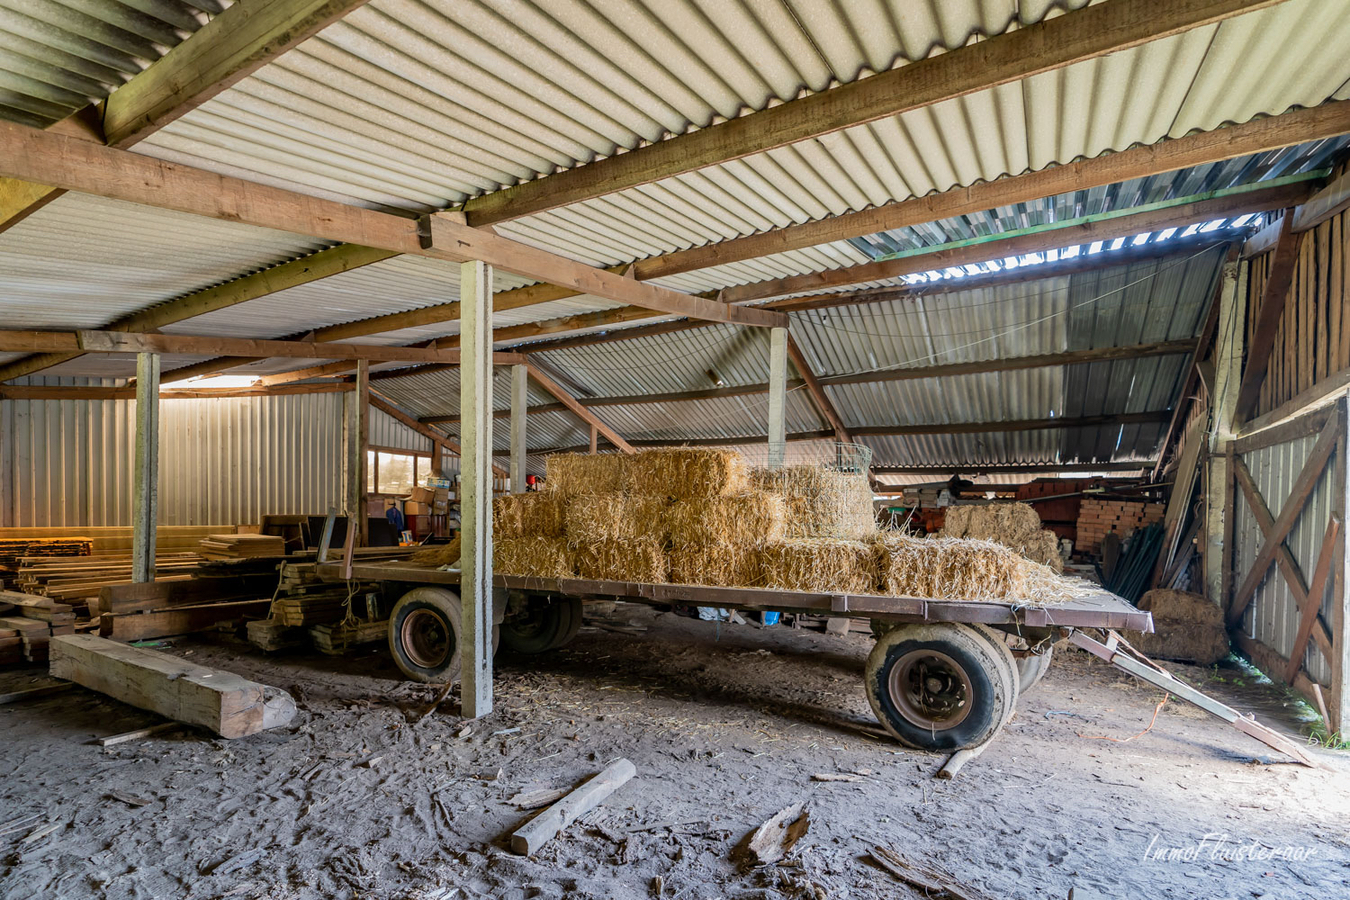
[198,533,287,560]
[940,503,1065,571]
[0,591,76,665]
[95,575,277,642]
[272,563,356,626]
[1075,498,1166,554]
[0,537,92,589]
[18,552,205,605]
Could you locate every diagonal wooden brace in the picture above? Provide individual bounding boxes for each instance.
[1068,629,1322,769]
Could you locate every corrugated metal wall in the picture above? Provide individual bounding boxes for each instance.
[1233,412,1344,687]
[0,384,431,527]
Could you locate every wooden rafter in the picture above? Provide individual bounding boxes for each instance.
[785,334,852,443]
[872,462,1150,476]
[459,0,1288,226]
[525,364,634,454]
[1233,213,1305,422]
[0,0,372,233]
[0,121,786,331]
[368,392,510,479]
[0,382,348,401]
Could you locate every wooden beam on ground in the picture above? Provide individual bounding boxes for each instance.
[49,634,296,739]
[718,181,1313,305]
[1234,214,1305,422]
[785,334,851,442]
[132,353,159,584]
[460,259,494,719]
[0,121,785,330]
[1228,415,1341,625]
[0,244,395,382]
[0,0,372,232]
[526,364,634,454]
[460,0,1288,226]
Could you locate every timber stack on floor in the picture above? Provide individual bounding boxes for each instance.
[198,534,288,560]
[18,553,206,608]
[0,537,93,589]
[0,591,76,664]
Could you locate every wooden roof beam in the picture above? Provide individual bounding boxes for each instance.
[1234,214,1305,422]
[0,121,786,330]
[0,0,373,234]
[460,0,1289,226]
[525,364,635,454]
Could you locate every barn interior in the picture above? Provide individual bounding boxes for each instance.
[3,1,1350,898]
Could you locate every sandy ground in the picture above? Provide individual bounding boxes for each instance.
[2,604,1349,900]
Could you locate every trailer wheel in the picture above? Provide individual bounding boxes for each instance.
[870,620,898,641]
[1015,646,1054,693]
[388,588,500,683]
[865,623,1018,751]
[501,595,583,654]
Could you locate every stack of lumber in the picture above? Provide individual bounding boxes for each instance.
[95,575,276,642]
[0,537,92,589]
[310,619,386,655]
[198,534,287,560]
[271,563,353,626]
[18,553,204,604]
[1076,499,1165,554]
[0,591,76,665]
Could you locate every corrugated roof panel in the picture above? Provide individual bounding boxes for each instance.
[0,193,328,330]
[0,0,210,128]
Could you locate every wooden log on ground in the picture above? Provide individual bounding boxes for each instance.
[99,574,275,615]
[99,598,272,642]
[49,634,295,739]
[510,758,636,855]
[936,744,988,781]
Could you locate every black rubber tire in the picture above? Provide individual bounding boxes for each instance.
[968,624,1021,729]
[388,587,462,684]
[865,623,1018,751]
[1015,646,1054,694]
[500,596,583,654]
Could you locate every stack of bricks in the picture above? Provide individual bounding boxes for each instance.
[1076,499,1166,554]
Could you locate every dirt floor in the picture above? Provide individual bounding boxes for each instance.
[3,604,1349,900]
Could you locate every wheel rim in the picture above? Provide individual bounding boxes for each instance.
[507,600,550,639]
[887,648,974,731]
[401,608,453,669]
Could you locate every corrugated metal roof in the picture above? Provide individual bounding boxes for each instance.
[0,0,214,128]
[0,193,329,330]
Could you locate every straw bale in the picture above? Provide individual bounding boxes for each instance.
[412,535,460,567]
[494,536,573,579]
[665,494,786,546]
[669,540,763,588]
[874,533,1078,605]
[570,537,668,583]
[941,503,1063,571]
[1134,589,1230,665]
[494,493,565,539]
[545,452,626,496]
[753,466,875,540]
[623,448,750,499]
[564,493,670,544]
[760,539,876,593]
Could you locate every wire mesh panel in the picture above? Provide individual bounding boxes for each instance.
[737,440,872,474]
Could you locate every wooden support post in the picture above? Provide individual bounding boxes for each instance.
[589,424,598,455]
[132,352,159,584]
[430,441,443,479]
[459,259,494,719]
[348,360,369,548]
[1206,254,1245,605]
[768,327,788,468]
[510,363,527,493]
[1333,399,1350,734]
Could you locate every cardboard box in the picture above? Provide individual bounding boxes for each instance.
[432,501,450,516]
[408,486,436,504]
[405,501,430,516]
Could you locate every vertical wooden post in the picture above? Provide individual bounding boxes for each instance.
[1332,398,1349,733]
[589,424,598,455]
[510,363,527,493]
[1205,254,1245,606]
[131,352,159,584]
[460,259,494,718]
[768,327,787,468]
[430,441,443,479]
[348,360,369,547]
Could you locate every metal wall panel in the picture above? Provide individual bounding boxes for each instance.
[1234,421,1342,687]
[0,379,348,527]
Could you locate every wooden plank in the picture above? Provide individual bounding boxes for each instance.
[0,683,74,705]
[1285,516,1341,683]
[0,121,783,330]
[49,634,295,739]
[1242,215,1285,258]
[99,0,373,148]
[1235,214,1306,421]
[1228,416,1340,625]
[0,382,350,401]
[98,722,183,747]
[509,758,636,855]
[99,599,273,642]
[1292,166,1350,233]
[460,0,1288,226]
[99,575,276,616]
[526,365,635,454]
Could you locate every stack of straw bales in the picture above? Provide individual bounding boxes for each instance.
[941,503,1064,572]
[490,492,572,578]
[753,465,876,540]
[874,533,1078,605]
